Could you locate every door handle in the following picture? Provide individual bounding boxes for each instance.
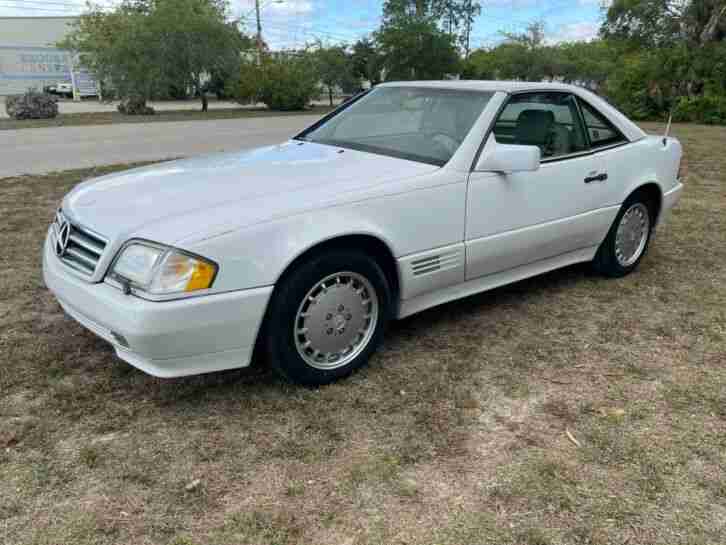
[584,173,608,184]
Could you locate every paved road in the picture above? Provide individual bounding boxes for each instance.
[0,97,342,118]
[1,115,320,178]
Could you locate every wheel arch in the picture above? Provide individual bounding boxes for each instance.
[274,233,401,311]
[250,233,401,365]
[626,182,663,224]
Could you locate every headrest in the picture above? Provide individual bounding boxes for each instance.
[515,109,555,145]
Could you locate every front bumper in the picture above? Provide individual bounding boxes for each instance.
[43,231,273,378]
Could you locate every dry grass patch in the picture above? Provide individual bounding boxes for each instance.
[1,123,725,544]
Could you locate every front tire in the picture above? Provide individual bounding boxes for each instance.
[592,192,655,277]
[263,250,391,386]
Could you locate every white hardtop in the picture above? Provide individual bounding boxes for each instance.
[380,80,584,93]
[379,80,647,142]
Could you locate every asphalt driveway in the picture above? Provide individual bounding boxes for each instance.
[1,114,319,177]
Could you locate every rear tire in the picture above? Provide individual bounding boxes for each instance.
[263,250,391,386]
[592,192,655,278]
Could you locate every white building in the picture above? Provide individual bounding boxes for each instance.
[0,16,96,96]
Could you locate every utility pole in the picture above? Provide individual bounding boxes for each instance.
[254,0,284,63]
[255,0,263,64]
[463,0,477,60]
[464,0,471,59]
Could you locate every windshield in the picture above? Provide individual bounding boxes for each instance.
[298,87,494,166]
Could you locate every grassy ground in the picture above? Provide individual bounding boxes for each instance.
[1,123,725,545]
[0,105,334,131]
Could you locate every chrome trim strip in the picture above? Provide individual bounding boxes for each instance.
[65,247,98,267]
[69,233,104,255]
[60,255,95,275]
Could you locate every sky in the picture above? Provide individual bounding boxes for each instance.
[0,0,608,49]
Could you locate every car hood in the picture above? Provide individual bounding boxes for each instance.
[62,141,438,245]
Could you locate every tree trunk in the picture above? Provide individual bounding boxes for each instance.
[196,79,208,112]
[328,87,333,107]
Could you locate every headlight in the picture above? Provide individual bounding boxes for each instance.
[110,241,217,296]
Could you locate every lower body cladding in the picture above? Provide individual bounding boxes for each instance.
[42,232,272,378]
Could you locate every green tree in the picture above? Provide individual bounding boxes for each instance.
[60,0,250,112]
[141,0,246,111]
[314,44,358,105]
[461,48,495,79]
[458,0,481,59]
[232,52,320,111]
[500,20,545,50]
[555,40,617,89]
[498,21,548,80]
[376,0,460,80]
[465,22,548,82]
[461,4,726,123]
[602,1,726,104]
[602,0,726,47]
[351,37,384,86]
[464,20,620,85]
[601,0,686,47]
[383,0,436,18]
[59,2,165,110]
[383,0,481,56]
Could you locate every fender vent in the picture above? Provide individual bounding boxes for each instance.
[411,250,460,277]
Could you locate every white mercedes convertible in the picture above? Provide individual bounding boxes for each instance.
[43,81,684,385]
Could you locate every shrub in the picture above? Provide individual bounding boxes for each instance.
[117,97,155,115]
[672,95,726,125]
[4,90,58,120]
[232,54,319,111]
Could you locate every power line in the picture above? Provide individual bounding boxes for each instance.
[260,20,361,42]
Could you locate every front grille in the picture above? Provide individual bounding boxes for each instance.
[51,210,108,277]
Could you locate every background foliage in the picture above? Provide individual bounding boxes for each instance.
[60,0,250,112]
[231,53,320,111]
[463,2,726,123]
[59,0,726,120]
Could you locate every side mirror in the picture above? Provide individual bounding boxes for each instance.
[474,136,541,174]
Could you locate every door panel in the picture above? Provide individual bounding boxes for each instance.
[466,205,619,278]
[466,153,607,280]
[465,91,614,281]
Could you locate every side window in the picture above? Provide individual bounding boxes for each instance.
[578,99,626,148]
[493,92,588,159]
